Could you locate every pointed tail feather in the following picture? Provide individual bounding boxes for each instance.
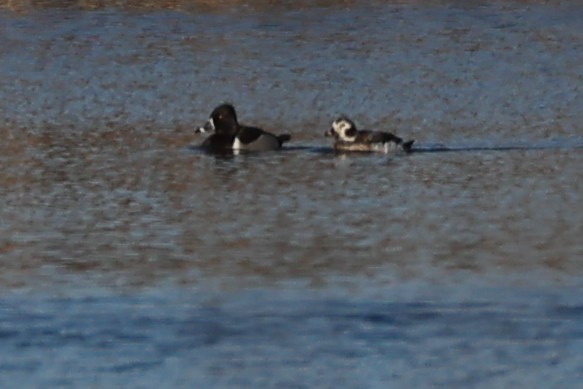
[402,140,415,152]
[277,134,291,146]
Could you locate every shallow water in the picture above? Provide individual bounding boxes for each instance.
[1,1,583,387]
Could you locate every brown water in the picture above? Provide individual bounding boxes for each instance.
[1,1,583,387]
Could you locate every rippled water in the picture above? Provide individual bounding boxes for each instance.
[1,1,583,387]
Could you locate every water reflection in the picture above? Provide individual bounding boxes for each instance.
[1,126,582,290]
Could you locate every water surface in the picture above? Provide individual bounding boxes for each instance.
[1,1,582,387]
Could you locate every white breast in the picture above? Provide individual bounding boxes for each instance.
[232,137,243,150]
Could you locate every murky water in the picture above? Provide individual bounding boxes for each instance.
[1,1,583,387]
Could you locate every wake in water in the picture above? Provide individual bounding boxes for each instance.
[411,139,583,153]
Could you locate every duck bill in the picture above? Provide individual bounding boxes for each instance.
[195,118,215,134]
[325,128,335,137]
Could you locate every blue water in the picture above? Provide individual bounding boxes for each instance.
[2,285,583,388]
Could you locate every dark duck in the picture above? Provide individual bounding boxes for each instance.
[197,104,291,153]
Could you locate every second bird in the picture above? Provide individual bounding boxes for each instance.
[325,116,414,153]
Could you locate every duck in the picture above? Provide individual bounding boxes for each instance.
[196,103,291,153]
[325,116,414,153]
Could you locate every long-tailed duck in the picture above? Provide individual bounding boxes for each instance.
[325,116,414,153]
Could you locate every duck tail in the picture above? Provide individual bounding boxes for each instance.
[277,134,292,146]
[401,139,415,152]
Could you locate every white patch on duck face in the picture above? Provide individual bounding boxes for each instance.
[209,117,215,130]
[332,119,356,142]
